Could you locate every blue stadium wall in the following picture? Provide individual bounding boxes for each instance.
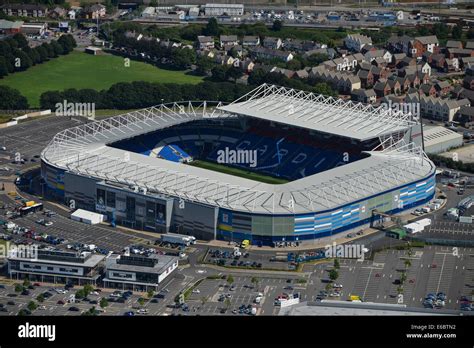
[42,159,436,245]
[216,173,436,244]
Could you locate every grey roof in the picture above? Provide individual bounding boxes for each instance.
[42,84,433,215]
[415,35,439,45]
[106,254,177,275]
[220,35,237,42]
[446,40,462,48]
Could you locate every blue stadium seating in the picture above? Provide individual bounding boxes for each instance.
[111,121,367,181]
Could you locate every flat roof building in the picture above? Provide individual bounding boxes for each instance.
[7,248,105,285]
[103,253,178,291]
[204,3,243,16]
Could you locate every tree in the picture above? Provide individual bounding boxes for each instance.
[468,28,474,40]
[50,40,64,56]
[334,258,340,270]
[211,65,229,82]
[100,298,109,309]
[36,294,45,303]
[83,284,94,297]
[13,50,32,71]
[404,259,411,269]
[196,55,214,75]
[224,298,231,311]
[200,296,208,307]
[225,66,243,82]
[22,279,30,287]
[452,25,463,40]
[27,301,38,312]
[272,20,283,32]
[12,33,28,49]
[329,269,339,282]
[226,275,234,286]
[147,289,154,299]
[138,297,145,306]
[75,289,85,299]
[171,48,195,69]
[203,17,220,36]
[14,284,24,293]
[250,276,259,290]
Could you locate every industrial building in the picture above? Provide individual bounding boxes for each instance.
[204,3,244,16]
[418,125,463,154]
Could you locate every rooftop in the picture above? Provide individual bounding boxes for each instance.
[218,84,415,141]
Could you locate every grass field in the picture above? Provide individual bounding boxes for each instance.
[189,160,289,185]
[0,51,203,108]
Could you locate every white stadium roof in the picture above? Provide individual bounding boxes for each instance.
[218,84,417,141]
[42,85,435,215]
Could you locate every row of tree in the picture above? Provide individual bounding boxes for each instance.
[39,81,254,110]
[112,31,196,70]
[0,33,76,79]
[37,71,336,111]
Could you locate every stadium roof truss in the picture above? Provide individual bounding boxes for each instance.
[218,84,418,141]
[42,86,435,215]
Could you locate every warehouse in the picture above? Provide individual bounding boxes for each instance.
[204,3,244,16]
[421,126,463,154]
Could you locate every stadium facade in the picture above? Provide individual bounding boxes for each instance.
[41,84,436,245]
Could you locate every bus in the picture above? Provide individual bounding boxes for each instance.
[19,203,43,216]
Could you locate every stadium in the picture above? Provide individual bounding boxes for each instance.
[41,84,436,245]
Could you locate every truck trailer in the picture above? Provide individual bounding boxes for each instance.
[161,233,196,246]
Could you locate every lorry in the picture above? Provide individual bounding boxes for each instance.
[403,222,424,234]
[161,233,196,246]
[240,240,250,249]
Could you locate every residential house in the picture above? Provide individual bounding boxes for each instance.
[421,62,432,76]
[251,47,293,62]
[435,81,452,97]
[374,80,391,98]
[84,4,106,19]
[263,37,282,50]
[456,106,474,128]
[242,36,260,47]
[391,53,407,67]
[465,41,474,50]
[405,93,465,121]
[351,89,376,104]
[358,69,374,88]
[364,49,392,64]
[295,69,309,79]
[430,53,446,70]
[446,48,474,59]
[461,57,474,69]
[409,35,439,58]
[197,36,214,50]
[372,57,387,67]
[387,35,412,54]
[309,67,361,93]
[444,58,460,72]
[420,84,437,97]
[463,75,474,90]
[397,56,416,69]
[445,40,463,49]
[220,35,238,48]
[344,33,372,52]
[1,4,47,17]
[239,58,254,73]
[50,6,67,18]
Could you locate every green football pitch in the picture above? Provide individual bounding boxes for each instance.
[188,160,289,185]
[0,51,203,107]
